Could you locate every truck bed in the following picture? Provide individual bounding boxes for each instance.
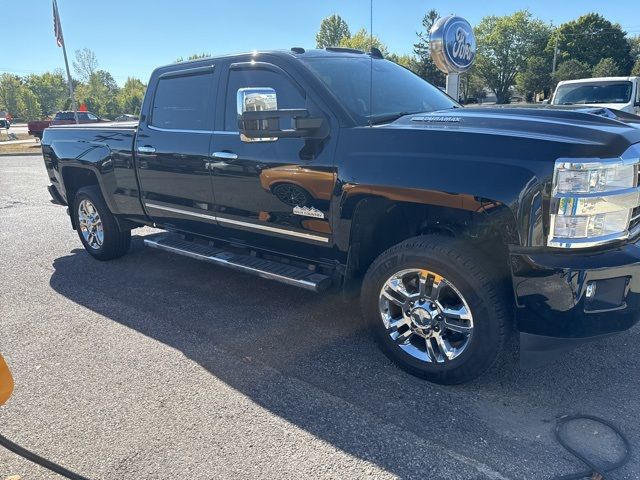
[42,122,145,225]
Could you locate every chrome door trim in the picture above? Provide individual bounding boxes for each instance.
[146,125,242,136]
[145,202,329,243]
[147,125,214,135]
[145,203,218,222]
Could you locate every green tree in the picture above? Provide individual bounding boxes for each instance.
[0,74,23,117]
[387,53,419,73]
[0,74,44,121]
[460,69,486,103]
[474,10,551,103]
[552,59,591,85]
[632,58,640,76]
[592,57,621,77]
[117,77,146,115]
[175,53,211,63]
[548,13,632,73]
[25,71,68,116]
[516,56,552,101]
[76,70,120,118]
[72,48,98,83]
[630,36,640,65]
[339,28,388,56]
[413,9,445,87]
[316,14,351,48]
[19,88,42,121]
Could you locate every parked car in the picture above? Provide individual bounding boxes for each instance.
[114,114,139,122]
[28,119,51,140]
[28,111,104,140]
[50,111,104,126]
[551,76,640,115]
[41,48,640,384]
[0,118,10,130]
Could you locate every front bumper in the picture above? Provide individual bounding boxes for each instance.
[512,240,640,365]
[511,239,640,339]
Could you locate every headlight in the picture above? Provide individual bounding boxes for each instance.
[552,210,630,238]
[555,163,635,194]
[549,147,640,249]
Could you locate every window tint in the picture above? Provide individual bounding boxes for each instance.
[225,68,305,131]
[301,57,457,125]
[152,72,214,130]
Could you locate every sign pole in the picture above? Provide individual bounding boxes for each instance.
[446,73,460,101]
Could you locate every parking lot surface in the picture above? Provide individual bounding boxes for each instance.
[1,155,639,479]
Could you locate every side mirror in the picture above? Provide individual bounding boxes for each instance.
[237,87,327,141]
[0,354,14,406]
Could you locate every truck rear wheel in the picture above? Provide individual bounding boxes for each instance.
[361,235,511,384]
[72,186,131,261]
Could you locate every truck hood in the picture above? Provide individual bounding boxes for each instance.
[387,107,640,148]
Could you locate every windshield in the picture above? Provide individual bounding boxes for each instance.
[301,56,458,125]
[553,81,632,105]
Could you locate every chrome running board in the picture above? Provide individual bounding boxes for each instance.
[144,233,331,292]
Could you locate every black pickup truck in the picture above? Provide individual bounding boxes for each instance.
[42,48,640,384]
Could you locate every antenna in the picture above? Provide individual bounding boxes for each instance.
[369,0,373,127]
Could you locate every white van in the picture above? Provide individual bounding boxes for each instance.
[551,76,640,115]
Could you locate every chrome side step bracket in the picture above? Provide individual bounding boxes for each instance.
[143,233,331,292]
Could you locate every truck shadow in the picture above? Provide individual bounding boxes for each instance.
[48,235,640,479]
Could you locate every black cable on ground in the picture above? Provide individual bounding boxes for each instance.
[0,433,90,480]
[552,414,630,480]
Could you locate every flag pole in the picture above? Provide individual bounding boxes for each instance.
[53,0,78,124]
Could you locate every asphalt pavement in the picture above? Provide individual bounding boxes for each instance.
[1,155,639,479]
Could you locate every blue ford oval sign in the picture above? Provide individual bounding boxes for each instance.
[429,15,476,74]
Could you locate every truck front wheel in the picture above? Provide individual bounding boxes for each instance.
[361,235,511,384]
[72,186,131,261]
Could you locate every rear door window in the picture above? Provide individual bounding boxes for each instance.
[151,72,214,131]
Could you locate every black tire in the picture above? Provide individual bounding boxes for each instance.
[72,186,131,261]
[361,235,511,384]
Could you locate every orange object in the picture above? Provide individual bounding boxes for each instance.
[259,165,335,201]
[0,354,14,406]
[79,103,88,112]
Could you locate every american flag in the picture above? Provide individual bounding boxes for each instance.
[53,0,63,47]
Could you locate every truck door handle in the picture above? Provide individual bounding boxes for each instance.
[137,146,156,154]
[211,151,238,160]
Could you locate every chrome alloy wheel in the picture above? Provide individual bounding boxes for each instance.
[378,269,474,363]
[77,199,104,250]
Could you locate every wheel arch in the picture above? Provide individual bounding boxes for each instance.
[341,191,520,288]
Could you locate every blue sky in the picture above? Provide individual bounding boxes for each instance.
[3,0,640,85]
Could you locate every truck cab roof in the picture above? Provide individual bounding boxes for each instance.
[151,48,380,75]
[557,76,639,86]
